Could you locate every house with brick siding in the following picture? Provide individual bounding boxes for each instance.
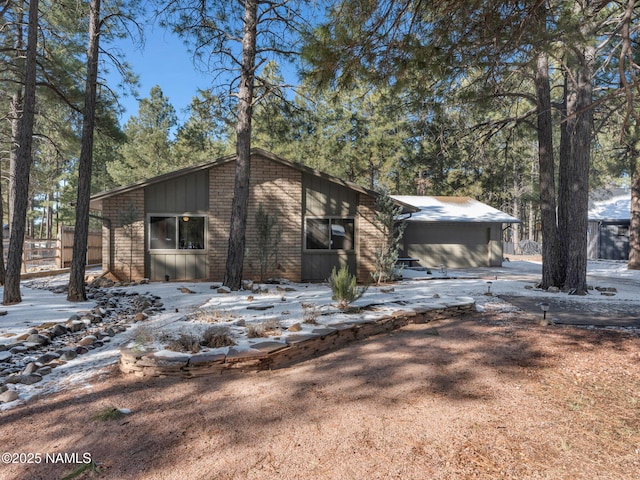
[89,149,415,283]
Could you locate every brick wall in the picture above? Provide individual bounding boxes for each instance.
[102,190,145,281]
[99,153,381,284]
[357,194,385,282]
[209,154,303,282]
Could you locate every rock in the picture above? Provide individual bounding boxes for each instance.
[75,346,89,355]
[22,363,37,375]
[0,385,6,393]
[0,311,7,316]
[234,319,246,326]
[247,305,274,311]
[51,324,69,337]
[60,350,78,362]
[595,286,617,293]
[432,293,440,299]
[547,286,560,293]
[4,374,21,384]
[36,352,60,365]
[0,390,19,403]
[217,286,231,294]
[178,287,195,294]
[288,323,302,332]
[0,351,11,362]
[78,335,97,347]
[9,346,28,354]
[276,285,296,293]
[67,320,85,333]
[242,280,254,291]
[524,285,534,290]
[15,333,29,341]
[139,278,149,285]
[37,366,52,376]
[134,313,148,322]
[20,373,42,385]
[86,314,102,324]
[380,287,395,293]
[600,292,616,297]
[26,334,50,346]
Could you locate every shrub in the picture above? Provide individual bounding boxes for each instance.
[329,265,367,309]
[372,191,406,284]
[248,203,283,282]
[302,304,320,324]
[167,333,201,353]
[246,319,282,338]
[92,407,125,422]
[201,326,236,348]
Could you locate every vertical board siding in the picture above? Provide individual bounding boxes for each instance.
[301,174,361,282]
[145,169,209,281]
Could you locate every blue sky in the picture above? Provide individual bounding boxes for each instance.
[104,26,213,126]
[104,23,304,128]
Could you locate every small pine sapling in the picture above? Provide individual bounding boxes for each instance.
[329,265,367,309]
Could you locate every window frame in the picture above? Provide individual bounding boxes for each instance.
[304,216,356,252]
[147,213,207,252]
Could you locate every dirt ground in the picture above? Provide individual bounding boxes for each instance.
[1,307,639,480]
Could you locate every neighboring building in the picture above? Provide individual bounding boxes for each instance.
[90,149,415,283]
[587,192,630,260]
[391,195,520,268]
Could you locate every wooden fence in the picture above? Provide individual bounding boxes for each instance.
[2,225,102,273]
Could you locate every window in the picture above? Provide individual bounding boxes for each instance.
[149,215,205,250]
[305,218,354,250]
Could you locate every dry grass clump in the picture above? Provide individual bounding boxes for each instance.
[167,332,201,353]
[190,307,236,323]
[132,325,156,345]
[166,326,237,352]
[302,304,320,324]
[201,326,236,348]
[246,318,282,338]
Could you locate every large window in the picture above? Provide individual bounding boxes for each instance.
[305,218,354,251]
[149,215,205,250]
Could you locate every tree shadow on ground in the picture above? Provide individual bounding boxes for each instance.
[0,311,635,479]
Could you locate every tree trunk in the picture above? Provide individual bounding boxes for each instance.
[0,162,5,285]
[68,0,101,302]
[8,7,24,238]
[223,0,258,291]
[535,50,560,289]
[558,26,594,294]
[3,0,38,305]
[629,156,640,269]
[9,89,22,237]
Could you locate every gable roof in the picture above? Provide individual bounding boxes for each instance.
[90,148,417,212]
[588,194,630,222]
[391,195,520,223]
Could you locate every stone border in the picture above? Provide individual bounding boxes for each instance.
[120,300,475,378]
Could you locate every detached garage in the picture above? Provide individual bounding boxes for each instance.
[392,196,520,269]
[587,193,630,260]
